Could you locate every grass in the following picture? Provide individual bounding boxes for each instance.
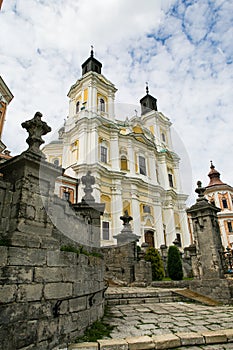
[162,276,193,281]
[60,245,103,259]
[75,319,114,343]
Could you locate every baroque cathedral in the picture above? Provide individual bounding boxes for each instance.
[43,49,191,248]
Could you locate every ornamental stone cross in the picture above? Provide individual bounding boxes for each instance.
[22,111,51,155]
[81,171,95,202]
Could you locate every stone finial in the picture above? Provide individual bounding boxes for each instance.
[120,210,133,226]
[22,112,51,155]
[81,171,95,202]
[195,181,206,200]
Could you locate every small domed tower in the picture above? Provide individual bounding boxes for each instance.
[205,161,233,248]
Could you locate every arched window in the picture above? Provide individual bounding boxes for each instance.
[76,101,80,114]
[120,156,128,170]
[161,132,166,142]
[100,98,105,112]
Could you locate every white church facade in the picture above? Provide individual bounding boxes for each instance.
[43,50,191,248]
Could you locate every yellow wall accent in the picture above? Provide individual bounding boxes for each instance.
[123,201,131,216]
[174,213,180,228]
[133,125,143,134]
[120,156,128,170]
[135,153,138,172]
[101,194,111,213]
[120,128,127,135]
[83,89,88,102]
[149,125,154,135]
[145,219,152,227]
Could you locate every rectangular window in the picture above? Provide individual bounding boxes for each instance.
[168,173,174,188]
[143,205,151,214]
[139,156,146,175]
[222,198,228,209]
[101,146,107,163]
[63,191,70,201]
[102,221,110,240]
[227,221,233,232]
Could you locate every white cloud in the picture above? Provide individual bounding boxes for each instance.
[0,0,232,201]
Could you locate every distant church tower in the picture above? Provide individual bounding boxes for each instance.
[43,49,190,248]
[205,162,233,248]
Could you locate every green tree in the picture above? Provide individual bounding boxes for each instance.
[167,245,183,280]
[144,247,165,281]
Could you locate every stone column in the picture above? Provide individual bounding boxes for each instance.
[187,181,224,279]
[73,171,105,248]
[0,112,63,244]
[131,186,141,238]
[153,200,164,247]
[111,181,123,239]
[113,210,140,245]
[187,181,233,303]
[110,132,119,170]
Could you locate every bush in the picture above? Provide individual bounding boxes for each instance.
[144,247,165,281]
[167,245,183,280]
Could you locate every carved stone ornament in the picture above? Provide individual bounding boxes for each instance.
[81,171,95,202]
[22,111,51,155]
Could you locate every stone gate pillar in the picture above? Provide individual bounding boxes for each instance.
[187,181,233,303]
[0,112,62,246]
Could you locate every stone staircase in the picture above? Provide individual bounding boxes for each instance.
[105,286,221,306]
[105,286,189,305]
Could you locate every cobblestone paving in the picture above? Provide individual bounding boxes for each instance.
[103,301,233,341]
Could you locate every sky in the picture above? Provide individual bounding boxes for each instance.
[0,0,232,203]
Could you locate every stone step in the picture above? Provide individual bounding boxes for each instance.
[105,287,188,305]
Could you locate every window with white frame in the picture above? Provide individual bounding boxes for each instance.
[168,173,174,188]
[100,145,108,163]
[99,98,105,112]
[139,155,146,175]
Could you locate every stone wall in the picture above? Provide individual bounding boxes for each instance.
[0,243,105,350]
[102,242,152,285]
[0,113,106,350]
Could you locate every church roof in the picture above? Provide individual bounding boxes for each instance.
[206,161,225,187]
[81,48,102,75]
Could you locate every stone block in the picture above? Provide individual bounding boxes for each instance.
[176,332,204,346]
[222,328,233,342]
[0,266,33,284]
[152,333,181,349]
[18,284,43,302]
[0,303,28,325]
[69,296,87,312]
[47,250,78,267]
[0,246,8,265]
[28,301,52,319]
[202,330,227,344]
[8,247,46,266]
[98,338,128,349]
[0,284,16,303]
[44,283,73,299]
[68,343,98,349]
[59,314,79,333]
[37,319,59,342]
[34,267,63,282]
[126,335,154,349]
